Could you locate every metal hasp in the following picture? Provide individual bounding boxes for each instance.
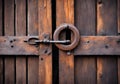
[24,37,70,45]
[25,24,80,51]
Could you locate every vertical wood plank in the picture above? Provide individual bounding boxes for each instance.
[118,0,120,84]
[56,0,74,84]
[118,0,120,34]
[4,0,14,35]
[27,0,39,84]
[74,0,96,84]
[97,0,118,84]
[16,0,26,84]
[4,0,15,84]
[38,0,52,84]
[0,0,2,36]
[0,0,3,83]
[119,58,120,84]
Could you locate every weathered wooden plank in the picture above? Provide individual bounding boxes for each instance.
[38,0,52,84]
[0,57,3,84]
[74,36,120,55]
[118,0,120,84]
[0,36,119,55]
[75,0,96,35]
[97,0,118,84]
[4,0,15,83]
[119,58,120,84]
[56,0,74,84]
[74,0,96,84]
[0,0,3,83]
[0,3,3,83]
[118,0,120,34]
[27,0,39,84]
[16,0,26,35]
[0,0,2,36]
[15,0,26,83]
[0,36,39,55]
[4,0,14,35]
[97,0,117,35]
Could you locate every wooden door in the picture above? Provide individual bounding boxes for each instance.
[0,0,120,84]
[56,0,120,84]
[0,0,52,84]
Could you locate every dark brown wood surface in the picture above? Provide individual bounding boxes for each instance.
[74,0,96,84]
[97,0,118,84]
[27,0,39,84]
[4,0,15,84]
[0,36,119,55]
[118,0,120,33]
[38,0,52,84]
[16,0,26,83]
[119,57,120,84]
[56,0,74,84]
[118,0,120,83]
[0,0,119,84]
[74,36,120,55]
[0,0,3,83]
[0,36,39,55]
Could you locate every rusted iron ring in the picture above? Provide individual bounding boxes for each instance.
[54,24,80,51]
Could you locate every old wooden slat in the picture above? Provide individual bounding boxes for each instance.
[15,0,26,83]
[0,36,119,55]
[38,0,52,84]
[0,36,39,55]
[74,0,96,84]
[4,0,15,83]
[0,0,3,83]
[74,36,120,55]
[27,0,39,84]
[118,0,120,34]
[97,0,118,84]
[118,0,120,84]
[0,0,2,35]
[56,0,74,84]
[119,58,120,84]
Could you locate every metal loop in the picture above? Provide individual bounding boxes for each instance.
[53,24,80,51]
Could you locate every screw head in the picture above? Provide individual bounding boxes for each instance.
[67,51,71,55]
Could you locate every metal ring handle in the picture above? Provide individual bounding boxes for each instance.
[53,24,80,51]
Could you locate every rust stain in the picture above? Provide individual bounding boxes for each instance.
[97,3,103,34]
[97,59,103,80]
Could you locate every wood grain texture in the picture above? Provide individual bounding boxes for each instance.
[0,36,39,55]
[4,0,15,84]
[4,0,14,35]
[0,0,3,83]
[75,0,96,35]
[97,0,117,35]
[38,0,52,84]
[118,0,120,84]
[27,0,39,84]
[56,0,74,84]
[74,36,120,55]
[0,0,2,36]
[118,0,120,34]
[97,0,118,84]
[119,58,120,84]
[15,0,26,83]
[74,0,96,84]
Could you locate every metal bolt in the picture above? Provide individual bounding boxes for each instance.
[67,51,71,55]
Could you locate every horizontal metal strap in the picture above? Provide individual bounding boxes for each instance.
[74,36,120,55]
